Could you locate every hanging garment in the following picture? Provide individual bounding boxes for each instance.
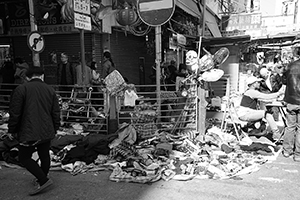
[124,89,139,107]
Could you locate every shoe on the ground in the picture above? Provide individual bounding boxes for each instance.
[29,179,53,196]
[32,174,50,186]
[293,157,300,162]
[32,178,39,186]
[282,151,293,158]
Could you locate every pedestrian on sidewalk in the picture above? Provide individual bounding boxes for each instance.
[282,51,300,162]
[57,52,76,97]
[7,65,61,195]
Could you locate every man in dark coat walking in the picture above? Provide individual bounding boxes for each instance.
[8,65,61,195]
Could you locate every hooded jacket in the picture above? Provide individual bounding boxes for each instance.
[8,78,61,143]
[283,59,300,105]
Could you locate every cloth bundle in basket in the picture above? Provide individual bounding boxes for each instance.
[104,70,127,96]
[131,110,157,140]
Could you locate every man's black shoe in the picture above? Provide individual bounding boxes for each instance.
[29,179,53,196]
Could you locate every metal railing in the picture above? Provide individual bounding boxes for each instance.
[0,82,199,136]
[117,83,198,138]
[0,83,108,134]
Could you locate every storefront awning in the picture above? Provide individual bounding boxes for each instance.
[205,13,222,37]
[175,0,222,37]
[176,0,201,18]
[202,35,251,47]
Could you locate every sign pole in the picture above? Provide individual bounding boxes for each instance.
[80,29,86,85]
[28,0,40,66]
[155,26,162,121]
[137,0,175,122]
[74,0,91,86]
[197,0,207,135]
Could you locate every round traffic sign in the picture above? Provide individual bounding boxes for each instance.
[27,31,45,53]
[137,0,175,26]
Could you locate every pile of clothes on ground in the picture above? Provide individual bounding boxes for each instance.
[0,115,282,183]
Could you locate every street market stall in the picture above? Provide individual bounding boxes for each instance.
[0,46,284,184]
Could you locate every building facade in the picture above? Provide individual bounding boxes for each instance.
[220,0,300,38]
[0,0,222,86]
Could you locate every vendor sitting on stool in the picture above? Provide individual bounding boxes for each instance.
[237,76,284,140]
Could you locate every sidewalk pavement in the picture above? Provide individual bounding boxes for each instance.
[0,152,299,200]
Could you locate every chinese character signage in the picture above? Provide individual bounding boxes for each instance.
[74,13,91,31]
[73,0,91,31]
[221,13,262,31]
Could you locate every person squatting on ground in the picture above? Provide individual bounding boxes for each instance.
[237,76,284,140]
[282,57,300,162]
[7,66,61,195]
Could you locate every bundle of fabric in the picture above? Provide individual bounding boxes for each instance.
[109,163,162,183]
[104,70,127,96]
[109,140,139,160]
[131,109,157,140]
[0,111,9,123]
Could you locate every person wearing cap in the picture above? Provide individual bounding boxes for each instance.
[7,66,60,195]
[282,54,300,162]
[237,76,284,140]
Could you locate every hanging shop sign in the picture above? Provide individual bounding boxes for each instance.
[137,0,175,26]
[221,13,262,31]
[74,12,92,31]
[169,33,186,49]
[27,31,45,53]
[177,34,186,46]
[74,0,91,15]
[73,0,91,31]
